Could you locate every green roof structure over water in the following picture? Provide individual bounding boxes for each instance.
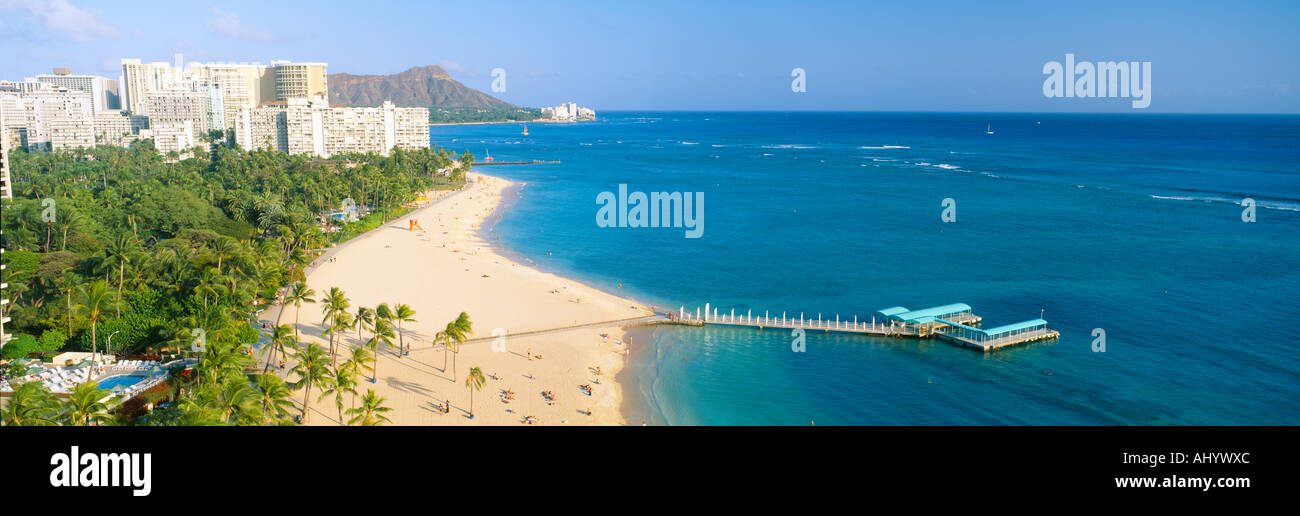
[890,303,972,322]
[875,306,910,317]
[981,319,1049,336]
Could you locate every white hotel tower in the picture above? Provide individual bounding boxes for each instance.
[0,100,11,349]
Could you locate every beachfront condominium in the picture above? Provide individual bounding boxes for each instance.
[0,94,19,151]
[142,119,197,156]
[0,101,10,349]
[0,87,95,151]
[0,97,10,200]
[143,89,209,143]
[93,111,150,147]
[272,61,328,101]
[233,96,428,157]
[1,84,150,150]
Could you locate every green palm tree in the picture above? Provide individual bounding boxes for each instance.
[54,270,81,337]
[198,340,252,389]
[3,382,61,426]
[56,208,80,251]
[290,343,331,424]
[367,316,395,384]
[103,233,139,318]
[216,378,259,423]
[253,373,296,424]
[159,317,198,361]
[60,382,116,426]
[346,345,373,381]
[262,324,298,374]
[319,364,358,425]
[285,282,316,341]
[211,236,239,273]
[195,267,222,311]
[465,366,486,418]
[74,280,116,381]
[320,287,351,365]
[393,303,416,357]
[437,312,472,382]
[345,389,392,426]
[354,306,374,349]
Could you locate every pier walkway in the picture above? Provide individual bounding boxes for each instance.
[471,160,561,166]
[669,302,1058,352]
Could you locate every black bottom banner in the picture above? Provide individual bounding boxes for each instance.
[4,426,1291,504]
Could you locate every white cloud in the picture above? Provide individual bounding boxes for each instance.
[439,60,464,72]
[206,6,271,41]
[0,0,120,42]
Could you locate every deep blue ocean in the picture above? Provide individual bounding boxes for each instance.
[431,112,1300,425]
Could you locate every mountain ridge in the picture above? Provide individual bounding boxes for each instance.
[328,65,515,110]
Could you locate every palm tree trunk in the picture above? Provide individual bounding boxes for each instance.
[302,382,311,424]
[117,264,124,318]
[66,290,72,335]
[88,322,98,384]
[469,387,474,416]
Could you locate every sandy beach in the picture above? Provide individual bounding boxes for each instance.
[266,172,651,425]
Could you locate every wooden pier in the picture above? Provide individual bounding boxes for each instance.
[471,160,561,166]
[673,307,925,337]
[672,303,1057,352]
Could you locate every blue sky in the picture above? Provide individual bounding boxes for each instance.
[1,0,1297,113]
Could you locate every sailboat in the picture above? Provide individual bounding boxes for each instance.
[985,124,995,135]
[484,148,494,162]
[521,123,529,136]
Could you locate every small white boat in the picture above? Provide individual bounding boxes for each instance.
[985,124,995,135]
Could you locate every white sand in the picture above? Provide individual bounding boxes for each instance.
[278,172,649,425]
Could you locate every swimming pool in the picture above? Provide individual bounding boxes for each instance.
[96,375,146,390]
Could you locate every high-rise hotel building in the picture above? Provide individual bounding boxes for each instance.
[0,87,95,151]
[234,96,428,157]
[122,58,329,131]
[143,89,209,143]
[35,68,120,113]
[272,61,328,100]
[0,99,11,349]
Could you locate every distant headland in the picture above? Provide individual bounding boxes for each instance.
[329,65,593,124]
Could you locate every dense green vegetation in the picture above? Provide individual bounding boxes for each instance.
[429,106,543,124]
[0,141,476,425]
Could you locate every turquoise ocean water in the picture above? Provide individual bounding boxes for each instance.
[432,112,1300,425]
